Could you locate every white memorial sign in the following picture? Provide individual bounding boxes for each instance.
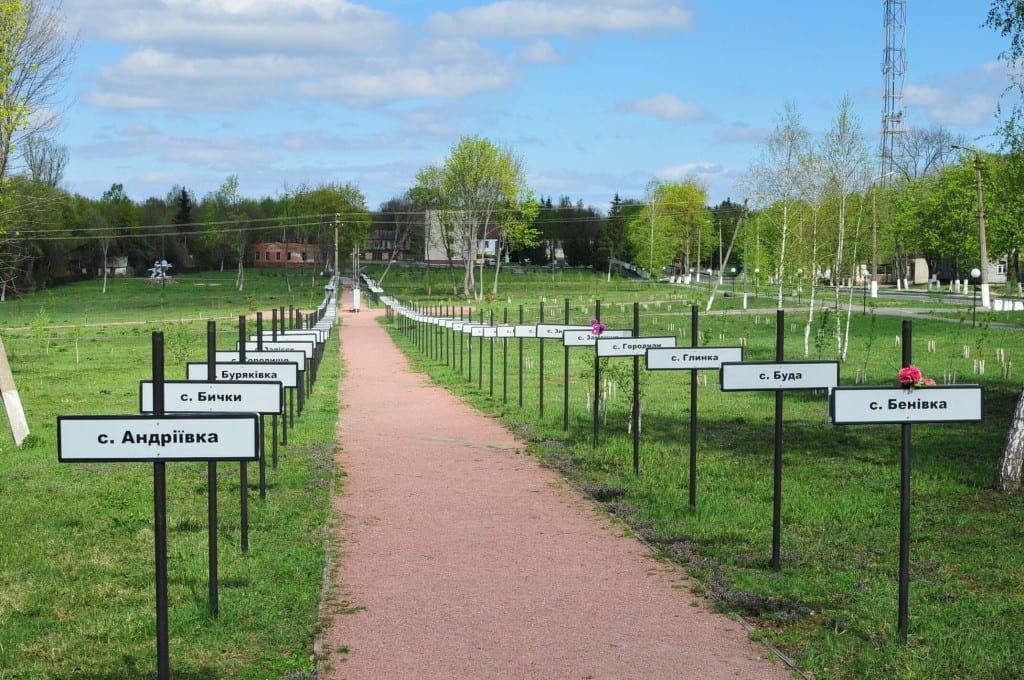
[646,346,743,371]
[187,362,298,389]
[140,380,283,415]
[830,385,983,424]
[58,414,260,462]
[596,336,676,357]
[563,329,632,347]
[720,361,839,391]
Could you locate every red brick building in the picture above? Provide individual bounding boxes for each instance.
[252,241,319,269]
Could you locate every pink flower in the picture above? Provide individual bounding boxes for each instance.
[898,366,922,386]
[590,318,605,336]
[898,366,934,390]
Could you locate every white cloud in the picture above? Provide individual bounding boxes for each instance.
[514,40,564,64]
[903,62,1008,129]
[301,60,520,106]
[66,0,400,55]
[86,49,314,110]
[619,93,713,122]
[656,161,726,183]
[427,0,695,40]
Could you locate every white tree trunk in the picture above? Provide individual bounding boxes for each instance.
[995,387,1024,493]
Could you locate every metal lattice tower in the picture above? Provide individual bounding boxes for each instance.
[880,0,907,184]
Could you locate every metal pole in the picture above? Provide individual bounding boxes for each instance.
[689,306,698,508]
[593,300,601,447]
[539,301,545,418]
[898,319,913,644]
[237,316,249,553]
[205,322,219,618]
[633,302,640,475]
[518,305,524,408]
[563,298,570,431]
[772,309,784,571]
[152,332,170,680]
[489,309,495,396]
[502,307,508,404]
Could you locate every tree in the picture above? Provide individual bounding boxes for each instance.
[20,133,67,187]
[198,176,244,281]
[98,183,137,293]
[375,192,423,284]
[491,193,539,296]
[628,179,710,281]
[986,1,1024,151]
[0,0,74,307]
[819,95,871,357]
[894,126,965,180]
[290,181,369,288]
[595,194,639,280]
[413,135,531,300]
[0,0,75,186]
[743,102,812,308]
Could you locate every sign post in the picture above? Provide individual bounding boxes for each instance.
[58,332,259,680]
[830,319,983,643]
[646,307,743,508]
[595,314,676,474]
[719,310,839,570]
[538,319,591,430]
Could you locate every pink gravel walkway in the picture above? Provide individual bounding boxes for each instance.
[323,289,794,679]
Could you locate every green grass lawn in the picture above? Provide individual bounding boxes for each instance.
[0,270,338,679]
[376,264,1024,680]
[4,265,1023,679]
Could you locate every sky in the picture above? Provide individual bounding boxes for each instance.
[46,0,1012,215]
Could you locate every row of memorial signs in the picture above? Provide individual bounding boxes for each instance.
[384,298,983,426]
[55,291,339,679]
[382,298,984,644]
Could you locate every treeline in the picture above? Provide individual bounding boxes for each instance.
[3,142,1023,300]
[0,174,372,296]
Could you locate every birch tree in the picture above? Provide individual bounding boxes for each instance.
[743,102,812,308]
[820,95,871,355]
[0,0,75,185]
[628,179,710,281]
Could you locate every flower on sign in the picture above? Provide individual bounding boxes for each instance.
[898,365,936,390]
[590,318,606,336]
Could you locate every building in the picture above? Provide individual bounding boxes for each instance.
[423,210,500,266]
[98,256,129,277]
[252,241,320,269]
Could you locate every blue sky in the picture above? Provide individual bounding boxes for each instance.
[51,1,1010,214]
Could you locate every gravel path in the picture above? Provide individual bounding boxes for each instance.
[322,289,794,679]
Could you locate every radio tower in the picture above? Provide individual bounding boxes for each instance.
[880,0,907,183]
[874,0,906,285]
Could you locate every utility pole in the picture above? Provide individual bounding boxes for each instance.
[333,214,340,296]
[952,145,991,308]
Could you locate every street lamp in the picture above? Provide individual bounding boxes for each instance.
[754,268,760,299]
[971,267,981,328]
[952,145,990,309]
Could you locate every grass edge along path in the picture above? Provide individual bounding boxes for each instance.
[0,285,341,678]
[378,295,1024,680]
